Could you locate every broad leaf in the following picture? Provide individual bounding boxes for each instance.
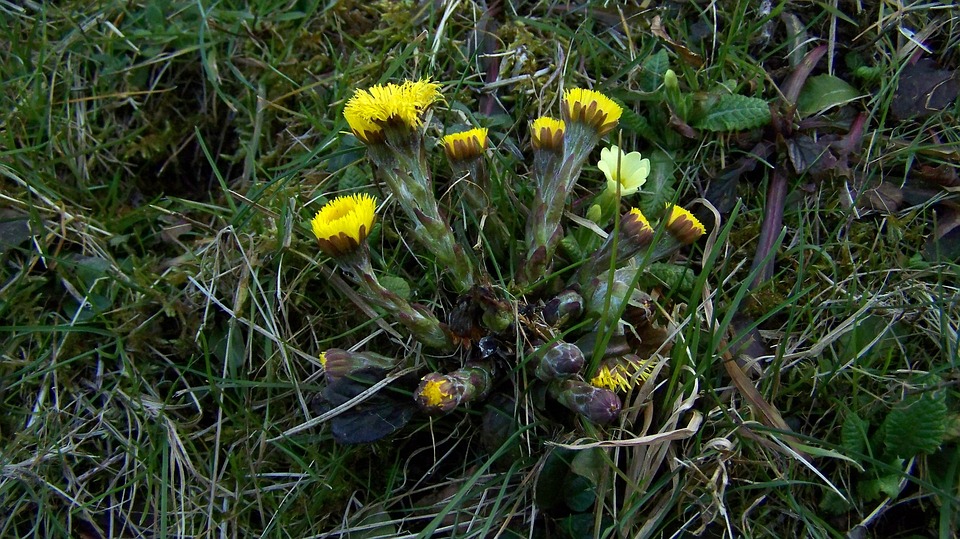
[883,391,948,457]
[841,410,869,456]
[639,49,670,92]
[637,150,676,219]
[693,93,770,132]
[796,74,862,117]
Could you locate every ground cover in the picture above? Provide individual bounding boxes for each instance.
[1,1,958,537]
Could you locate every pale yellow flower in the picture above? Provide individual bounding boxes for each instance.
[310,193,377,257]
[343,79,442,143]
[598,145,650,196]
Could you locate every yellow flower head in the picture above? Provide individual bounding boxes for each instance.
[590,357,655,393]
[415,373,462,414]
[530,116,565,151]
[626,207,651,229]
[310,193,377,257]
[442,127,488,162]
[598,145,650,196]
[562,88,623,137]
[319,351,327,369]
[664,204,706,245]
[343,79,442,144]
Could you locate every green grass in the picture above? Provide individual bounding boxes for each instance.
[2,0,959,537]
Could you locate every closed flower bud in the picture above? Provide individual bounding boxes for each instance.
[534,341,585,381]
[543,290,584,327]
[551,379,622,425]
[320,348,398,383]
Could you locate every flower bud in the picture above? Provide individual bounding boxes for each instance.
[534,341,585,381]
[320,348,398,383]
[415,363,494,414]
[551,379,622,425]
[542,290,584,327]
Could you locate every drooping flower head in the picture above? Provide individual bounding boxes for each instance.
[443,127,488,162]
[562,88,623,137]
[343,79,442,144]
[598,145,650,196]
[664,204,706,244]
[310,193,377,257]
[530,116,565,152]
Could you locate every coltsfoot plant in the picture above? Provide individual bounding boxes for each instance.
[309,78,705,443]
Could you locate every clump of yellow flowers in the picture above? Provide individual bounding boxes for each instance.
[309,78,706,442]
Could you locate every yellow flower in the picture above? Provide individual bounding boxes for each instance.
[590,357,655,393]
[442,127,488,161]
[626,207,651,229]
[343,79,442,143]
[562,88,623,137]
[310,193,377,257]
[664,204,706,244]
[530,116,565,151]
[415,373,463,414]
[598,145,650,196]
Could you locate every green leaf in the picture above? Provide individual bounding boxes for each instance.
[536,448,575,512]
[637,150,676,219]
[378,274,411,301]
[641,263,696,296]
[570,448,606,485]
[859,473,902,501]
[639,49,670,92]
[841,410,869,456]
[883,392,948,457]
[693,93,771,132]
[819,490,852,515]
[796,74,862,117]
[563,474,596,512]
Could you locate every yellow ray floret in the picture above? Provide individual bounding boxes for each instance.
[626,207,651,229]
[419,377,453,408]
[310,193,377,257]
[530,116,565,151]
[562,88,623,136]
[343,79,442,143]
[665,204,706,244]
[442,127,488,161]
[590,358,655,392]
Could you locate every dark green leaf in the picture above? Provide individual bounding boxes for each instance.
[693,93,770,132]
[883,392,948,457]
[563,474,596,512]
[639,49,670,92]
[637,150,676,219]
[841,410,869,456]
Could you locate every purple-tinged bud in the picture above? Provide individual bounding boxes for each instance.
[551,379,622,425]
[543,290,584,327]
[414,363,494,414]
[320,349,398,383]
[534,341,585,381]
